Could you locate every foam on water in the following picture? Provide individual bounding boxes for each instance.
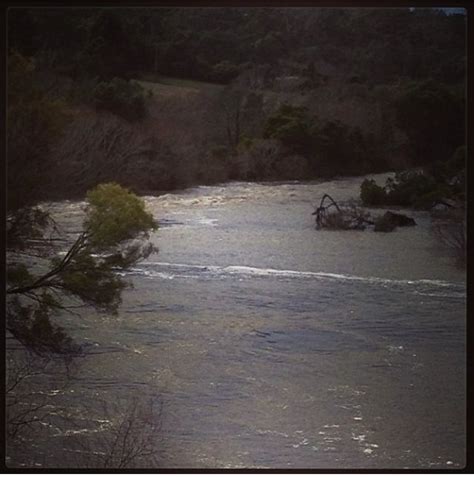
[132,261,465,296]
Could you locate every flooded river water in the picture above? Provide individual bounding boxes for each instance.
[6,174,466,469]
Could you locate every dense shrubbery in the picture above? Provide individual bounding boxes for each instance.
[232,138,284,180]
[312,120,380,176]
[8,8,466,87]
[394,79,464,164]
[263,104,314,153]
[384,171,441,207]
[93,78,147,121]
[360,179,387,206]
[360,156,465,209]
[7,8,466,193]
[7,52,69,210]
[360,172,438,208]
[262,104,380,177]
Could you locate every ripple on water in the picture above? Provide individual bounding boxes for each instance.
[250,328,378,355]
[15,175,464,470]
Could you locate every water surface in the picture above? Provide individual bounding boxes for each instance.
[7,174,466,469]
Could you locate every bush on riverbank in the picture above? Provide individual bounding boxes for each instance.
[360,179,387,206]
[360,162,464,209]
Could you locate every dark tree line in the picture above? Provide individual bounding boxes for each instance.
[8,7,465,85]
[7,7,466,200]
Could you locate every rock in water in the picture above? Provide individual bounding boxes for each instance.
[384,211,416,226]
[374,211,416,232]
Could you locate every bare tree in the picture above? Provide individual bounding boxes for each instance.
[52,112,159,194]
[6,347,163,469]
[213,86,265,149]
[6,352,68,439]
[222,87,242,148]
[312,195,375,230]
[231,138,287,180]
[65,396,163,469]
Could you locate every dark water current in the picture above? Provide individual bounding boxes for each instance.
[7,174,466,469]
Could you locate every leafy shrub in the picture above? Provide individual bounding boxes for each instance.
[85,182,157,249]
[412,185,452,209]
[385,170,438,206]
[360,178,388,206]
[93,78,147,121]
[262,103,380,177]
[263,104,313,153]
[361,169,456,209]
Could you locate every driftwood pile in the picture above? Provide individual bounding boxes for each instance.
[312,194,416,232]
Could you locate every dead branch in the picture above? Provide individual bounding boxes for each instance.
[313,194,374,230]
[65,394,163,468]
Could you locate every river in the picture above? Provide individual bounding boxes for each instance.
[6,173,466,469]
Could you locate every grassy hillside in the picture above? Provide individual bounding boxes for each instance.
[7,7,466,206]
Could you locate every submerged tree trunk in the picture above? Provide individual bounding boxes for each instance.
[313,194,374,230]
[313,194,418,233]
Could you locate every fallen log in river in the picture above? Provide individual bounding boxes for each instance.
[313,194,416,232]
